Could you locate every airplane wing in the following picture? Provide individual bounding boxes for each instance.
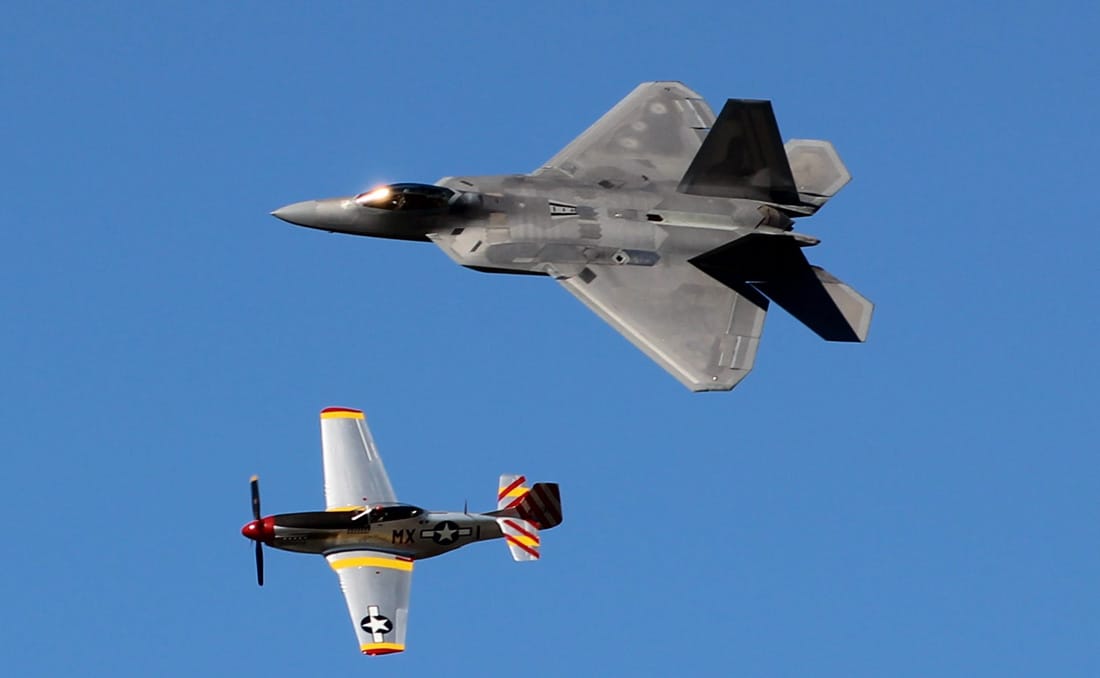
[559,260,769,391]
[320,407,397,510]
[535,81,716,189]
[326,550,413,656]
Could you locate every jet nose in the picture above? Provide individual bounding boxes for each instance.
[271,197,372,233]
[271,200,320,227]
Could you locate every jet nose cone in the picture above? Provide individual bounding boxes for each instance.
[271,200,320,227]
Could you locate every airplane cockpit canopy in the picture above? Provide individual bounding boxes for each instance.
[354,183,455,211]
[366,504,424,523]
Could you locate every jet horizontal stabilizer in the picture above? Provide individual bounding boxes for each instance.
[690,234,872,342]
[784,139,851,213]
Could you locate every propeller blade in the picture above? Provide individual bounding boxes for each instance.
[255,542,264,587]
[250,475,261,520]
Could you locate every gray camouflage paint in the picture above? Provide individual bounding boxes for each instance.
[273,82,873,391]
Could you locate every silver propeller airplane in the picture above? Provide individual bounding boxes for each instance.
[273,81,873,391]
[240,407,562,656]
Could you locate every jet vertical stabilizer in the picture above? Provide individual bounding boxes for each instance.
[690,234,872,342]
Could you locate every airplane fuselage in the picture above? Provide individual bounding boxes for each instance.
[246,507,504,560]
[273,174,812,281]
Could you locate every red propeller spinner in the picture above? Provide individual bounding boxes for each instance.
[240,516,275,542]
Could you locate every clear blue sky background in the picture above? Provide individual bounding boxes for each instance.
[3,2,1097,676]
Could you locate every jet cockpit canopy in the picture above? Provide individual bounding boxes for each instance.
[354,183,455,211]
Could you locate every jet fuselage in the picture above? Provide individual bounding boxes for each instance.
[273,174,808,281]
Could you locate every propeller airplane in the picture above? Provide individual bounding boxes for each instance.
[241,407,562,655]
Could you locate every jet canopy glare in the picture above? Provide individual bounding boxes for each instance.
[354,183,455,211]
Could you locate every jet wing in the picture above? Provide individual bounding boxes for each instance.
[559,260,769,391]
[320,407,397,510]
[535,81,716,189]
[326,550,413,656]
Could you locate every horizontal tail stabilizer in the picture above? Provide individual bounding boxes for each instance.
[497,474,528,511]
[498,518,540,561]
[690,233,872,342]
[785,139,851,213]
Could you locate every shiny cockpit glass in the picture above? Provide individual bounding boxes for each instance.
[366,504,424,523]
[354,183,455,211]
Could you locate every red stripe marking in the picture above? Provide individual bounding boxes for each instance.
[503,519,539,542]
[321,407,362,414]
[506,535,540,558]
[505,493,527,509]
[497,476,526,501]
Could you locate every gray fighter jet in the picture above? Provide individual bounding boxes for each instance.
[273,82,872,391]
[241,407,562,656]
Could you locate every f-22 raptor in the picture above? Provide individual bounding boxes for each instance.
[273,82,873,391]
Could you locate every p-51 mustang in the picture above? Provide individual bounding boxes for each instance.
[273,81,872,391]
[240,407,562,656]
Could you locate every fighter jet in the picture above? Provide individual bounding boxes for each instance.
[273,81,872,391]
[241,407,562,656]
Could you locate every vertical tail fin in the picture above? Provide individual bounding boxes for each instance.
[496,475,562,528]
[690,233,872,342]
[675,99,850,213]
[515,482,563,529]
[493,476,563,562]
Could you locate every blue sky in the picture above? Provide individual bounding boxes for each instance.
[3,2,1098,676]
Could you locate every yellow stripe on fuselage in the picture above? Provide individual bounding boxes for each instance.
[326,506,365,512]
[329,557,414,572]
